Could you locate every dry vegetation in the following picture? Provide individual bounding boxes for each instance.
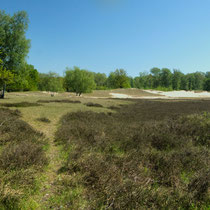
[0,108,48,209]
[53,99,210,209]
[0,91,210,209]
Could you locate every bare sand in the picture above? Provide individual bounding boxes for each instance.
[110,90,210,99]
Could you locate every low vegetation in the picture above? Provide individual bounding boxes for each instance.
[37,99,81,104]
[0,102,41,108]
[84,102,103,107]
[53,100,210,209]
[0,108,48,209]
[36,117,51,123]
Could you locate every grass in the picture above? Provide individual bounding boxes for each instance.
[0,90,210,209]
[84,88,161,97]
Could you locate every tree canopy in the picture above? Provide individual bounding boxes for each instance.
[64,67,96,95]
[0,10,31,92]
[107,69,130,89]
[0,58,14,98]
[38,72,64,92]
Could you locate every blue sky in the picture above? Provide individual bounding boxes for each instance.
[1,0,210,77]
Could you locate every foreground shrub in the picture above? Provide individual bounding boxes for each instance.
[0,141,48,170]
[54,100,210,209]
[0,108,48,208]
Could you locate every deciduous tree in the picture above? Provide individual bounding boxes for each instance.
[64,67,96,95]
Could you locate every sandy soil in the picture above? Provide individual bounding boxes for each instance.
[110,90,210,99]
[144,90,210,98]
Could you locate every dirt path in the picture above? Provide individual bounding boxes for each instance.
[26,118,63,209]
[39,122,62,207]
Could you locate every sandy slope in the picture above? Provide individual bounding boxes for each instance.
[144,90,210,98]
[110,90,210,99]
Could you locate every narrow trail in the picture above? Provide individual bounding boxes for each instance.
[27,118,63,209]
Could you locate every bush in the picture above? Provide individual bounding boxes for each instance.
[54,100,210,209]
[37,99,81,104]
[0,108,48,208]
[0,141,48,170]
[0,102,41,108]
[84,102,103,108]
[36,117,51,123]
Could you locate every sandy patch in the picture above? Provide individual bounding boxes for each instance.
[110,93,133,98]
[144,90,210,98]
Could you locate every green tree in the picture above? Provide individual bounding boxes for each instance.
[64,67,96,95]
[134,72,149,89]
[0,10,30,71]
[38,72,64,92]
[204,78,210,91]
[107,69,130,89]
[172,69,183,90]
[93,72,107,90]
[0,58,14,98]
[129,77,135,88]
[150,67,161,88]
[8,64,39,91]
[180,75,188,90]
[0,10,30,91]
[193,72,205,90]
[160,68,172,88]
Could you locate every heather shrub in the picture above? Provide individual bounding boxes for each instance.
[0,108,48,208]
[84,102,103,107]
[0,102,42,107]
[37,99,81,103]
[0,141,48,170]
[54,100,210,209]
[37,117,51,123]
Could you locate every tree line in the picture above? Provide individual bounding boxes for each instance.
[1,10,210,98]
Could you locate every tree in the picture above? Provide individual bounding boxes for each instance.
[160,68,172,88]
[64,67,96,95]
[150,67,161,88]
[107,69,130,89]
[193,72,205,90]
[93,73,107,90]
[129,77,135,88]
[180,75,188,90]
[0,10,30,91]
[7,64,39,91]
[38,72,64,92]
[204,78,210,91]
[172,69,183,90]
[0,58,14,98]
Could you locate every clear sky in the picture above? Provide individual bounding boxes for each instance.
[1,0,210,77]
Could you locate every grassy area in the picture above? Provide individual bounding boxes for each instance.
[84,88,161,97]
[0,90,210,209]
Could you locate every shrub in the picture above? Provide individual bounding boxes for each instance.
[54,100,210,209]
[84,102,103,108]
[0,108,48,208]
[0,102,42,108]
[0,141,48,170]
[36,117,51,123]
[37,99,81,104]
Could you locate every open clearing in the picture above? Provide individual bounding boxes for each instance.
[0,89,209,209]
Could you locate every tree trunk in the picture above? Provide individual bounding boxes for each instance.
[0,84,6,99]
